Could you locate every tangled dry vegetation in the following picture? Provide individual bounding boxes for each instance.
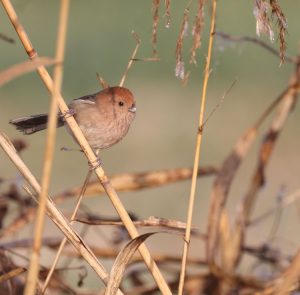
[1,0,299,294]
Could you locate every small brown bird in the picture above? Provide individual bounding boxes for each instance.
[9,86,136,150]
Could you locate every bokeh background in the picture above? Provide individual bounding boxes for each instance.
[1,0,300,289]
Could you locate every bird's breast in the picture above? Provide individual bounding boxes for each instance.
[68,103,133,149]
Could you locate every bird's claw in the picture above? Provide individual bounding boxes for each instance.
[89,157,102,171]
[61,109,75,121]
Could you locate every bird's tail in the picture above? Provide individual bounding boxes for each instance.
[9,114,64,135]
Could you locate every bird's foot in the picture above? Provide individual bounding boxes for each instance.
[61,109,75,121]
[88,156,102,171]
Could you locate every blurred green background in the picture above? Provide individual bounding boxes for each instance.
[1,0,300,289]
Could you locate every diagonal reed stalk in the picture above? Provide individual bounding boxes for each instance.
[0,133,124,294]
[119,31,141,87]
[1,0,171,293]
[33,0,69,292]
[24,1,70,294]
[178,1,217,294]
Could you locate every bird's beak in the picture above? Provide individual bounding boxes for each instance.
[128,106,137,113]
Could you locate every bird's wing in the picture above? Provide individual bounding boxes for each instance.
[73,94,96,105]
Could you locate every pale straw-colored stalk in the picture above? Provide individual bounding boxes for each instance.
[178,1,217,294]
[1,0,171,293]
[24,1,70,294]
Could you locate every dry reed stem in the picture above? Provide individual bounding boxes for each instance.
[1,1,171,293]
[1,237,206,267]
[24,1,69,294]
[204,59,300,292]
[233,61,300,256]
[238,82,300,225]
[178,0,217,293]
[56,165,217,200]
[75,215,205,237]
[0,133,123,293]
[0,267,26,283]
[206,131,257,274]
[0,165,217,241]
[119,31,141,87]
[238,62,300,294]
[42,169,94,292]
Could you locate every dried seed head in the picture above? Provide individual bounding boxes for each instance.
[190,0,205,64]
[152,0,161,57]
[175,61,185,80]
[164,0,171,28]
[253,0,287,63]
[175,7,190,80]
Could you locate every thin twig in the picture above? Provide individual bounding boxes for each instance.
[178,1,217,294]
[249,188,300,227]
[119,31,141,87]
[200,79,237,131]
[1,1,171,293]
[24,1,69,294]
[96,73,109,89]
[214,31,297,64]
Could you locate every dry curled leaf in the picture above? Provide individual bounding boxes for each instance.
[105,232,157,295]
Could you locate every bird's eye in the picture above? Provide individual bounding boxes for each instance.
[118,101,124,107]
